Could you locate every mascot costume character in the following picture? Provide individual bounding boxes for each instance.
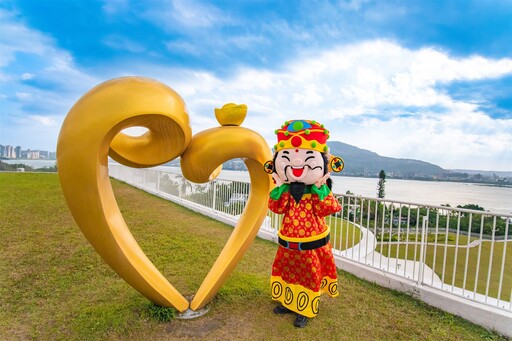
[265,119,344,328]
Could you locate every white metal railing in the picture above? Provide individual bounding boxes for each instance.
[109,164,512,334]
[335,195,511,308]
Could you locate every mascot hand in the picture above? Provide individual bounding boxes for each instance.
[272,173,284,187]
[315,173,330,188]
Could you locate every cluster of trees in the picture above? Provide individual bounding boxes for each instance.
[339,198,510,237]
[341,170,509,237]
[0,160,57,172]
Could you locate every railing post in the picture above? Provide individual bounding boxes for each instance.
[417,216,428,286]
[212,181,217,212]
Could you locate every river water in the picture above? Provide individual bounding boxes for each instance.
[213,169,512,215]
[5,160,510,214]
[2,159,57,168]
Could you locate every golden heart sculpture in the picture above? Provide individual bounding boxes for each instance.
[57,77,272,312]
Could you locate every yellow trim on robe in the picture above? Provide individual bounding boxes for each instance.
[271,275,339,318]
[278,226,330,243]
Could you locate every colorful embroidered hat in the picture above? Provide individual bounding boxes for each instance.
[274,119,330,153]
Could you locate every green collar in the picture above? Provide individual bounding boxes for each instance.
[270,183,330,201]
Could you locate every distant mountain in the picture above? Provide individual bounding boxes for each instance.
[449,169,512,177]
[328,141,446,178]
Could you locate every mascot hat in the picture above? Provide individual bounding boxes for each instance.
[274,119,330,153]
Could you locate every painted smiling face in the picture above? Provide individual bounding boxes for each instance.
[275,148,325,185]
[272,119,331,184]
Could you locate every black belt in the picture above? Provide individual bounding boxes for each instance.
[278,233,330,251]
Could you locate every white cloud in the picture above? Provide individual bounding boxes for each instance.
[165,40,200,56]
[103,35,146,53]
[2,6,511,172]
[102,0,130,15]
[336,110,512,170]
[0,9,99,90]
[226,34,267,50]
[0,9,53,67]
[21,73,34,80]
[142,0,229,31]
[30,115,57,126]
[338,0,371,11]
[0,8,102,152]
[15,92,31,100]
[170,0,227,28]
[152,39,512,170]
[292,84,327,106]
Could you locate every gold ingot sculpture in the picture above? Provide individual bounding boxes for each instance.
[57,76,272,313]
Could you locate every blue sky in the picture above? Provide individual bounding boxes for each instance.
[1,0,511,171]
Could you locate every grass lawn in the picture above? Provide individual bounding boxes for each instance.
[328,216,362,252]
[0,172,506,340]
[380,238,512,301]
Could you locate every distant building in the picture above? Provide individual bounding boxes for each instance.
[4,145,15,158]
[1,143,57,160]
[27,150,40,159]
[39,150,49,159]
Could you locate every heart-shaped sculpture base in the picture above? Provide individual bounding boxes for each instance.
[57,77,271,312]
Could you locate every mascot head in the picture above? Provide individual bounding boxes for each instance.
[264,119,344,187]
[263,119,344,202]
[272,120,330,186]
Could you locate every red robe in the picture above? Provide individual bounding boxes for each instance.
[269,183,341,318]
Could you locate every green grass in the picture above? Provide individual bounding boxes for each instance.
[0,173,506,340]
[377,232,465,243]
[380,238,512,301]
[328,216,362,251]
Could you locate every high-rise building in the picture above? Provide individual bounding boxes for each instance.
[0,144,56,159]
[5,145,15,158]
[27,150,40,159]
[39,150,49,159]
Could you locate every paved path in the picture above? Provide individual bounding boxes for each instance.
[336,224,511,310]
[384,239,482,248]
[337,225,443,284]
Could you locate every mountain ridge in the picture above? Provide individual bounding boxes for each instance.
[328,141,446,177]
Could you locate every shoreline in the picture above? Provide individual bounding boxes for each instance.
[2,159,510,187]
